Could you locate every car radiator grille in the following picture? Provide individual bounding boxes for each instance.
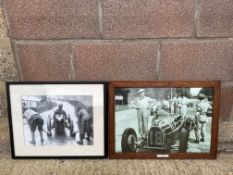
[149,127,164,147]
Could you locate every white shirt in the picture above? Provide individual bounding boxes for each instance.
[76,109,90,121]
[23,109,38,121]
[132,96,155,109]
[198,100,212,113]
[177,97,189,107]
[181,97,189,105]
[171,97,177,103]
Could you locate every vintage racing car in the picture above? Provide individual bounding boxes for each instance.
[121,113,191,153]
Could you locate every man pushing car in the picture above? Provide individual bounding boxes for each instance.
[23,108,44,145]
[75,106,92,145]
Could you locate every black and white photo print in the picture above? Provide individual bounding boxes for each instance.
[110,82,219,158]
[7,82,107,158]
[21,95,93,146]
[115,87,214,154]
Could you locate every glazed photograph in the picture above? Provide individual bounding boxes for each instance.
[114,87,214,154]
[7,82,106,158]
[22,95,93,146]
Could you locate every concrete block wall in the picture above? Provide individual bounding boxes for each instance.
[0,0,233,152]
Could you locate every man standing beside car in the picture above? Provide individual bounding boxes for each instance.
[180,94,190,116]
[130,89,156,139]
[194,95,212,143]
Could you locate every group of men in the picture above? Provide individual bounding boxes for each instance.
[130,89,212,144]
[23,103,92,145]
[170,93,212,143]
[170,94,190,115]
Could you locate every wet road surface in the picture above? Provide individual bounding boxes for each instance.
[23,100,93,146]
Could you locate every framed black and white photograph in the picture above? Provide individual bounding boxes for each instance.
[109,81,220,159]
[6,82,107,158]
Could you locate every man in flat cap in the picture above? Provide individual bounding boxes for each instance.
[130,89,156,139]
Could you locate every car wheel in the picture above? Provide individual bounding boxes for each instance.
[121,128,137,152]
[179,128,189,153]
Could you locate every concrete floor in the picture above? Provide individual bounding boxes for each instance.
[1,117,233,175]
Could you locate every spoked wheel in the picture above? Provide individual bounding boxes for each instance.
[121,128,137,152]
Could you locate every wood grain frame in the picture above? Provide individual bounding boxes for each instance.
[109,81,220,159]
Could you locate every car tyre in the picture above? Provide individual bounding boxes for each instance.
[179,128,189,153]
[121,128,137,152]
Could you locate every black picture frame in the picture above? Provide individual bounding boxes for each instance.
[6,81,108,159]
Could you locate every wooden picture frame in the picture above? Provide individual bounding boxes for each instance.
[6,81,107,159]
[109,81,220,159]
